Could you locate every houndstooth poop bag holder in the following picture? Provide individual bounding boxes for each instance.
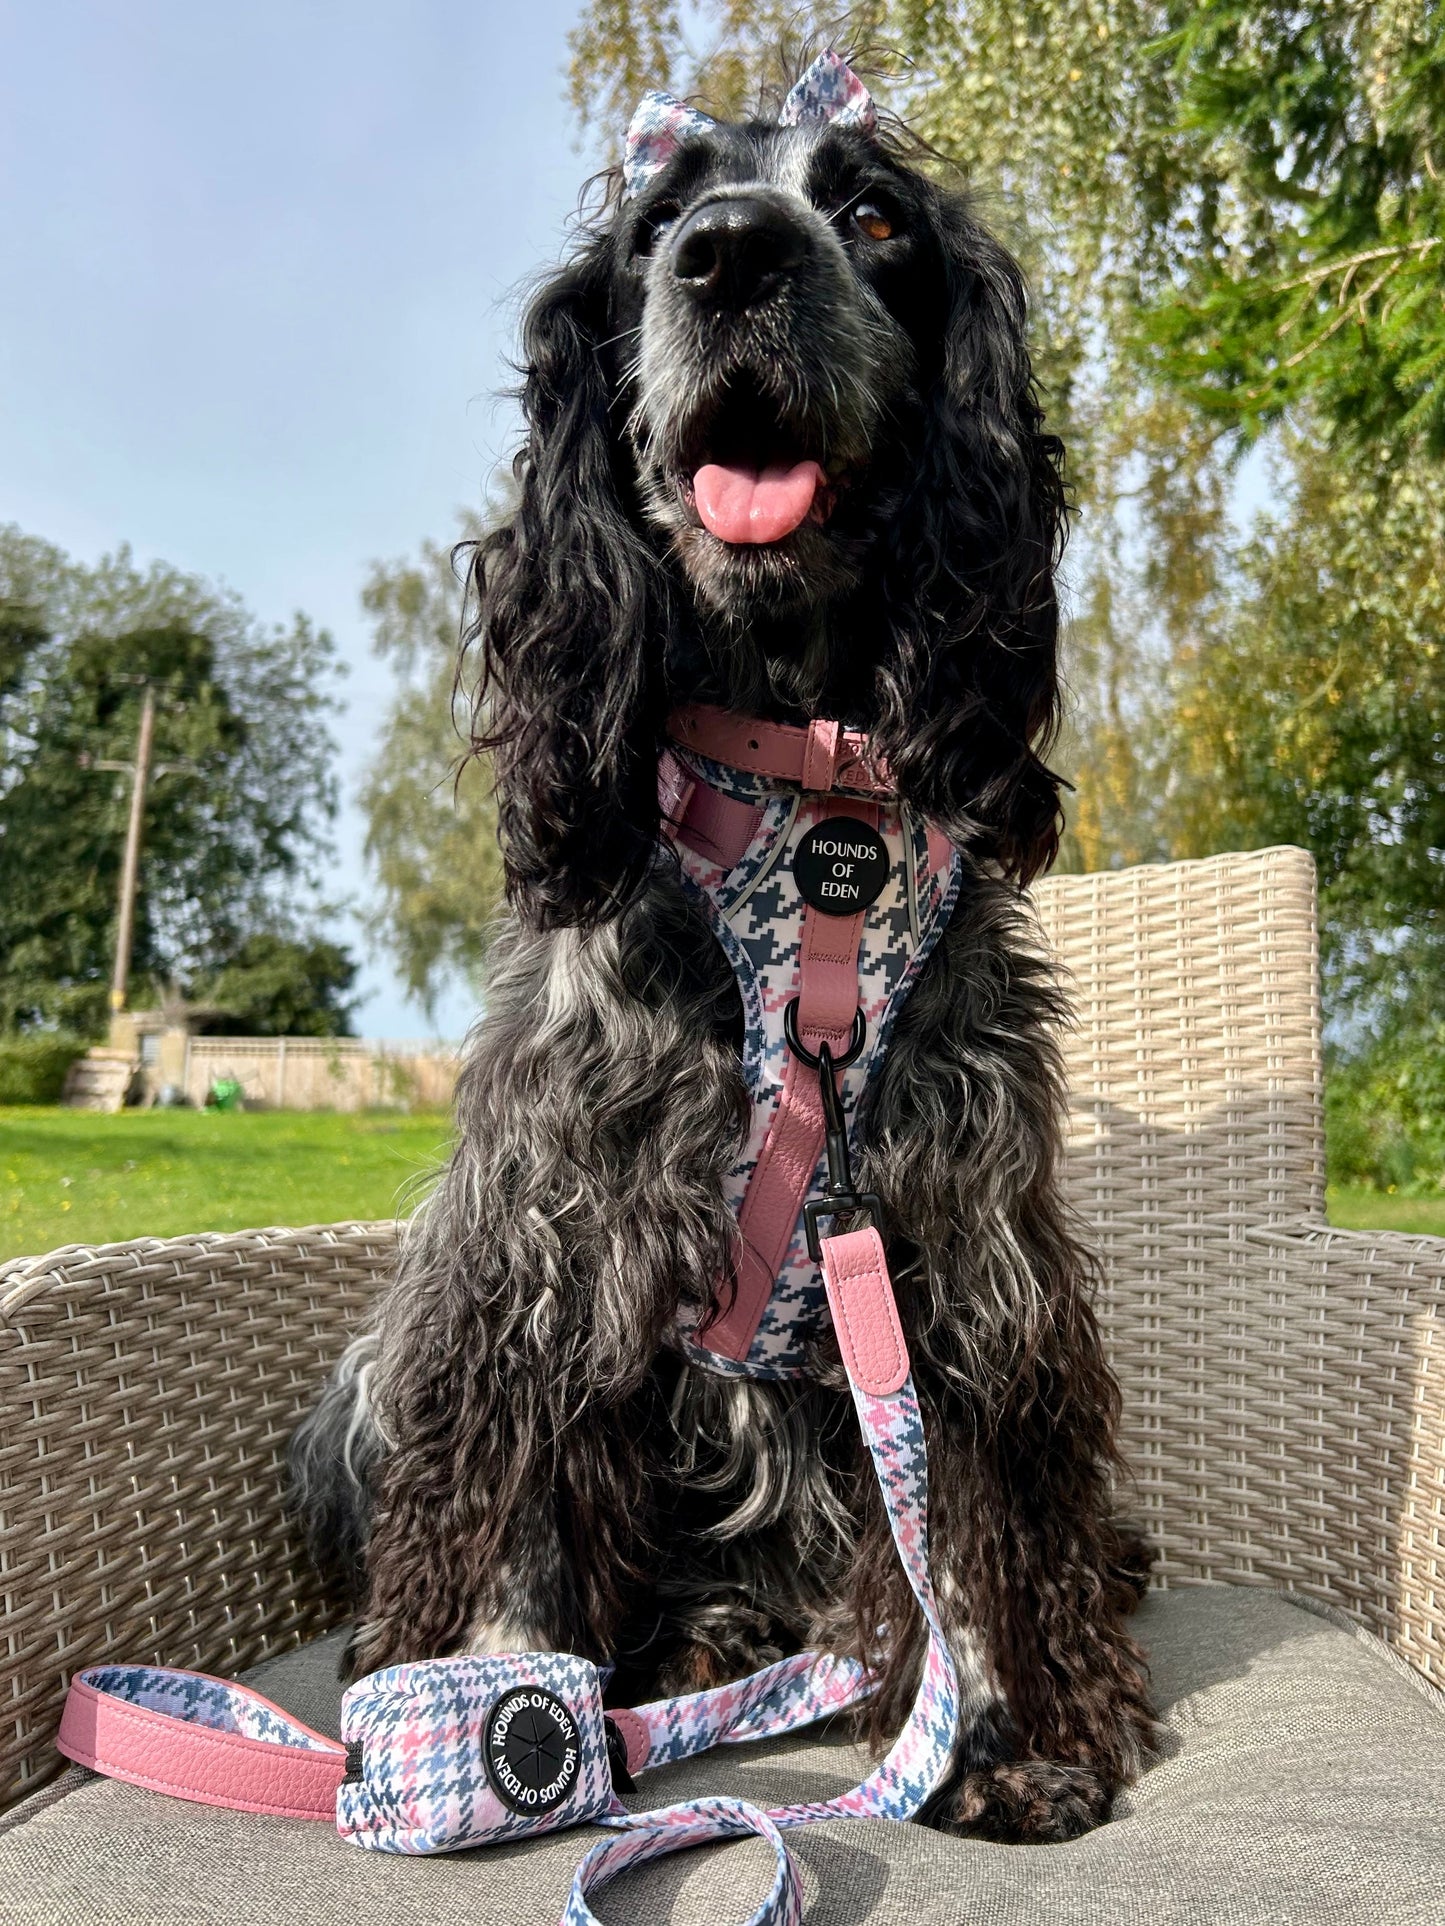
[52,60,968,1926]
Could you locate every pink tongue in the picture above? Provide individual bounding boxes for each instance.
[694,459,826,544]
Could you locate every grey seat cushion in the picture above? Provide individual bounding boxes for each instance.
[2,1588,1441,1925]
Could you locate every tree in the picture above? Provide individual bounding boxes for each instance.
[358,531,502,1014]
[189,932,359,1038]
[0,526,343,1035]
[1168,432,1445,1015]
[1144,2,1445,454]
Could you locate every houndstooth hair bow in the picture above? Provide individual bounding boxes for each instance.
[623,49,876,198]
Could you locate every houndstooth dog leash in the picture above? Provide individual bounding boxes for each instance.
[56,1227,960,1926]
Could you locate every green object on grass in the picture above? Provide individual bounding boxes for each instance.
[0,1107,453,1261]
[208,1078,244,1112]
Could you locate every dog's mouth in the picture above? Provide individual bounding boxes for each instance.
[670,377,851,547]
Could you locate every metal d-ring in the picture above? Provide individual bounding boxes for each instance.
[782,998,866,1071]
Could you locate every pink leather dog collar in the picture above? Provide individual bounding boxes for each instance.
[668,705,892,797]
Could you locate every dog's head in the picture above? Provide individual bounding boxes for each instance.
[469,56,1068,927]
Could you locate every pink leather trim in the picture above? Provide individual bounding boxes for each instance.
[819,1228,910,1397]
[925,824,952,881]
[702,807,877,1363]
[801,719,841,793]
[57,1674,346,1820]
[660,747,763,871]
[658,748,697,845]
[607,1706,652,1777]
[707,1049,826,1360]
[794,810,877,1045]
[676,785,763,871]
[668,706,891,797]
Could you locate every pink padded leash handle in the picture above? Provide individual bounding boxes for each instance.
[818,1225,909,1395]
[57,1668,346,1819]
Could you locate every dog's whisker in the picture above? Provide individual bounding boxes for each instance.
[591,323,644,354]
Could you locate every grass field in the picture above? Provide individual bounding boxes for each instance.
[3,1108,1443,1264]
[0,1107,453,1261]
[1324,1185,1445,1237]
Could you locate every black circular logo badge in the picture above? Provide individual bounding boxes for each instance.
[482,1687,581,1816]
[793,817,891,917]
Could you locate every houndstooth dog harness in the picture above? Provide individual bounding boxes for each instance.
[56,705,966,1926]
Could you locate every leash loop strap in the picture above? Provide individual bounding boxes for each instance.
[56,1231,957,1926]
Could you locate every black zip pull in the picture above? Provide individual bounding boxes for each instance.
[603,1716,637,1794]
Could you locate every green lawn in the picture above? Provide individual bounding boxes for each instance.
[1324,1185,1445,1237]
[0,1107,453,1262]
[3,1108,1443,1264]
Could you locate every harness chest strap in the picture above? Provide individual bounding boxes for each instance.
[708,808,877,1359]
[56,1230,961,1926]
[661,706,897,1365]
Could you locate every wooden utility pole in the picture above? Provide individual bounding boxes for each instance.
[109,682,156,1018]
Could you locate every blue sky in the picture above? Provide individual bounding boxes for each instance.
[0,2,605,1038]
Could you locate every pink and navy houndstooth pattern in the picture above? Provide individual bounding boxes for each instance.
[77,1665,337,1751]
[624,50,878,197]
[623,92,716,198]
[565,1340,958,1923]
[667,747,961,1378]
[777,49,877,132]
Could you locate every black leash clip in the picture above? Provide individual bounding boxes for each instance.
[783,998,884,1262]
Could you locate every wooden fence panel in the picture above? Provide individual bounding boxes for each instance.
[180,1038,458,1111]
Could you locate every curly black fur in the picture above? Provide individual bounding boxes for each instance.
[466,113,1066,929]
[291,82,1157,1843]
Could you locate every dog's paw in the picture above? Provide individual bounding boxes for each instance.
[922,1760,1111,1843]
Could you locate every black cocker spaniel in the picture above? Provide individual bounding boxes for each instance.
[293,54,1157,1844]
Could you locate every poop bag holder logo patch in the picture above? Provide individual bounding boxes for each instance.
[792,817,890,915]
[484,1686,582,1814]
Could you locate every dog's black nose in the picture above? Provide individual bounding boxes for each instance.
[670,198,808,309]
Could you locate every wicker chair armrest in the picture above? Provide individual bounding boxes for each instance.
[1114,1218,1445,1688]
[0,1223,395,1810]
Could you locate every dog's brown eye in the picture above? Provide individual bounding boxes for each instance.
[852,203,894,242]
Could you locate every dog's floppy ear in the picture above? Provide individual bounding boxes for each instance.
[465,233,666,927]
[874,192,1067,885]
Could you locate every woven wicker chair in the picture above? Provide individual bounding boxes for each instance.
[1,842,1441,1831]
